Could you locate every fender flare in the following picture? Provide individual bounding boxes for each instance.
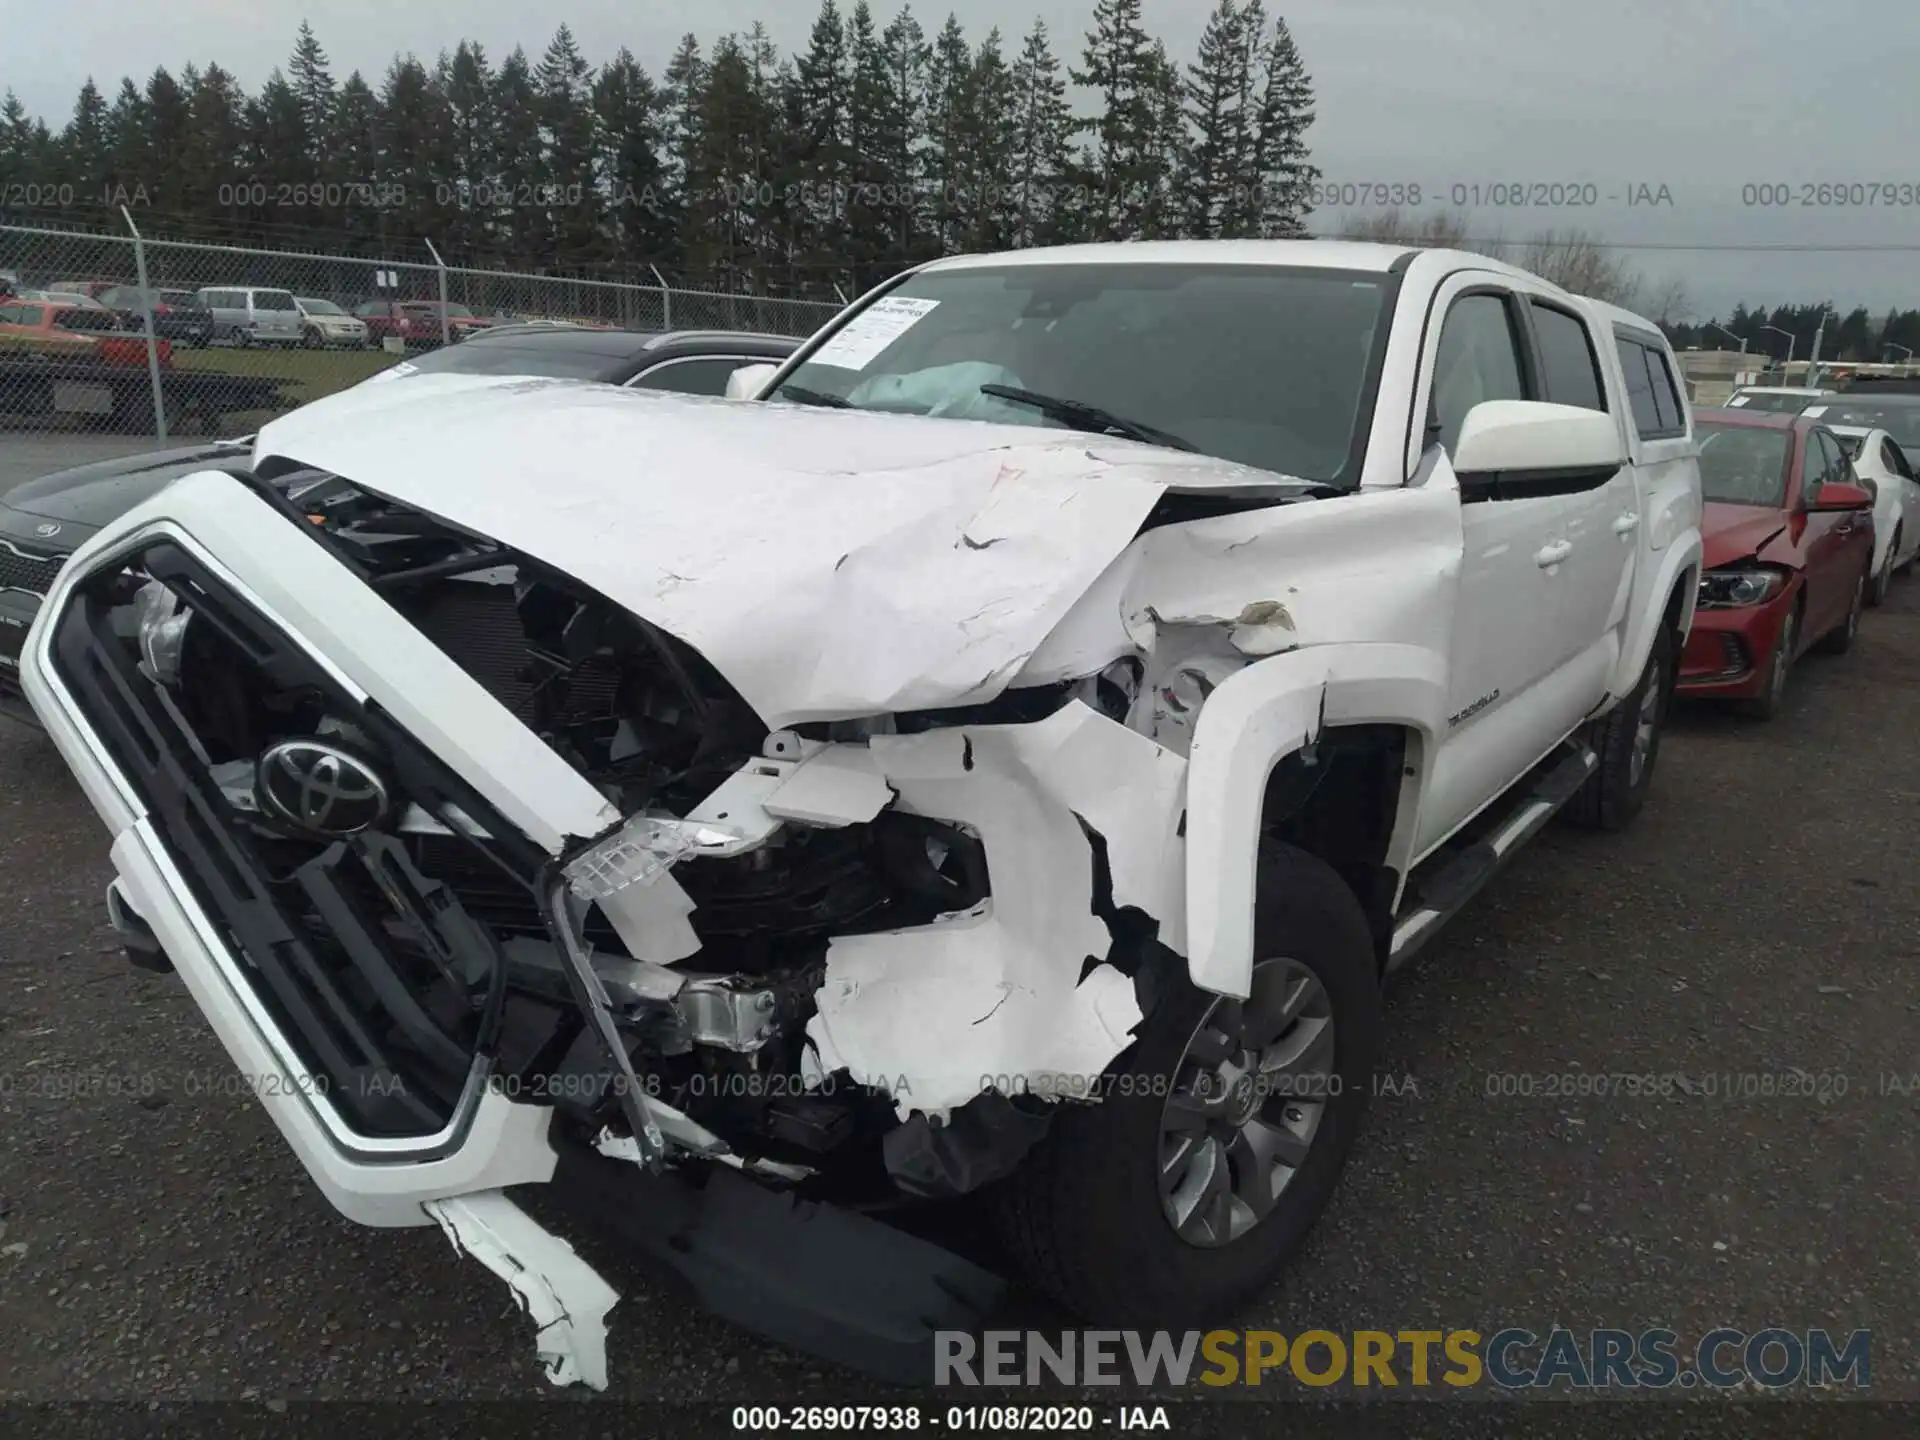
[1184,643,1449,999]
[1607,536,1702,698]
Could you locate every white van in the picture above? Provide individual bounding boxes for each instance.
[196,286,304,347]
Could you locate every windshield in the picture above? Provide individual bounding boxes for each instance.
[1695,422,1791,506]
[300,298,345,315]
[1804,399,1920,460]
[769,262,1393,485]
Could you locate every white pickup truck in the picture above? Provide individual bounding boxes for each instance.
[20,240,1703,1387]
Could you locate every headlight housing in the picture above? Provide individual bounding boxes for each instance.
[1698,566,1789,609]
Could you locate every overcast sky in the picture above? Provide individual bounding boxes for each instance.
[18,0,1920,325]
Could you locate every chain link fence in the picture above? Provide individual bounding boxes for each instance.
[0,221,843,442]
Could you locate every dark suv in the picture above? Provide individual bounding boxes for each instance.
[96,287,214,348]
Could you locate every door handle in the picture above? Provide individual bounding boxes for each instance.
[1534,540,1573,569]
[1612,512,1640,537]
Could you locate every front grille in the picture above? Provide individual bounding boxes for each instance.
[0,540,63,596]
[50,540,555,1141]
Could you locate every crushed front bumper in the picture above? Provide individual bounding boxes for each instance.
[19,469,1184,1387]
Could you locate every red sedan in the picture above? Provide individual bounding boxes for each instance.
[1678,408,1877,718]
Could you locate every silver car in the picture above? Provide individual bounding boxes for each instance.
[196,286,304,347]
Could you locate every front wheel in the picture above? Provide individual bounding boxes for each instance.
[988,844,1380,1327]
[1564,621,1672,831]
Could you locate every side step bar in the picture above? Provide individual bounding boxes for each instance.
[1387,742,1597,973]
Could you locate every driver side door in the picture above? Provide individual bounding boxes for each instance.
[1412,279,1584,856]
[1800,428,1859,636]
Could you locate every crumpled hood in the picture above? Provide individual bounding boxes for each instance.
[1701,502,1790,569]
[252,373,1294,727]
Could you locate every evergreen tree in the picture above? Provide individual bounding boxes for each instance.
[537,26,606,262]
[143,69,191,215]
[877,7,930,266]
[63,80,112,202]
[1248,14,1319,237]
[326,71,385,255]
[437,42,494,257]
[105,79,152,205]
[1007,21,1076,247]
[1137,40,1187,238]
[489,48,542,264]
[1070,0,1160,239]
[921,15,977,256]
[179,65,248,223]
[1184,0,1253,238]
[244,70,308,230]
[0,91,54,193]
[289,22,337,146]
[845,1,892,274]
[965,29,1021,251]
[793,1,853,273]
[594,48,675,266]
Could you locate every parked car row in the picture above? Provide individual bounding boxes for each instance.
[0,275,549,352]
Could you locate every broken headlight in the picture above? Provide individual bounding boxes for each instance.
[1698,566,1788,609]
[133,579,191,686]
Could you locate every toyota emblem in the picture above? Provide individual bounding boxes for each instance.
[33,522,61,537]
[255,739,391,836]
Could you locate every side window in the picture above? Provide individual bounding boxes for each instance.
[632,357,756,396]
[1431,292,1528,457]
[1528,302,1607,412]
[1645,345,1686,433]
[1802,432,1835,505]
[1883,439,1913,480]
[0,305,23,324]
[1617,340,1661,436]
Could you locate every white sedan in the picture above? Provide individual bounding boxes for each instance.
[1827,423,1920,604]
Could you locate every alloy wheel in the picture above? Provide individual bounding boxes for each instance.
[1770,612,1795,710]
[1158,957,1335,1248]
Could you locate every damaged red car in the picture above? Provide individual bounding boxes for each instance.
[1678,409,1876,718]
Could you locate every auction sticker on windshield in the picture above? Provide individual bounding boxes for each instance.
[810,296,940,370]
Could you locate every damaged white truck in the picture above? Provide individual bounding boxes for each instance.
[20,240,1703,1389]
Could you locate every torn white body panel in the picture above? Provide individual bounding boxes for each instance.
[805,703,1185,1118]
[252,375,1297,730]
[425,1190,619,1391]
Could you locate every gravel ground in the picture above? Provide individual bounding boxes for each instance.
[1,572,1915,1419]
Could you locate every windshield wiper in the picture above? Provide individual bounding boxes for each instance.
[773,384,853,409]
[979,384,1197,453]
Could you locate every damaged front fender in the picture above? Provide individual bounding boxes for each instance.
[805,700,1187,1120]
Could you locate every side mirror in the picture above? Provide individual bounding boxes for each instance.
[1451,399,1627,477]
[726,362,779,401]
[1810,481,1874,512]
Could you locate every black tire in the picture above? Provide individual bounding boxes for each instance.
[1814,571,1865,655]
[988,843,1380,1327]
[1736,601,1798,720]
[301,326,321,349]
[1869,531,1897,606]
[1564,620,1673,831]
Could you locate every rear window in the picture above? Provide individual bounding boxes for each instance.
[251,291,297,311]
[1616,335,1686,439]
[400,337,631,380]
